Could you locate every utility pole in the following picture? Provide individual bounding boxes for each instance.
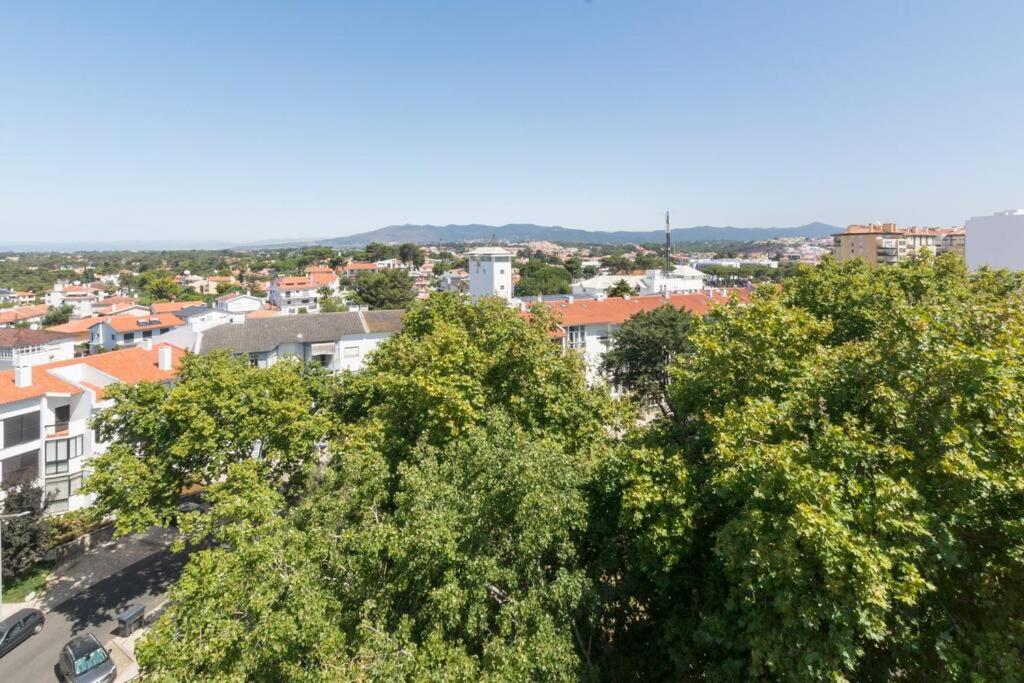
[664,210,672,274]
[0,510,30,617]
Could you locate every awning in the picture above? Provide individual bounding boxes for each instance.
[310,342,336,356]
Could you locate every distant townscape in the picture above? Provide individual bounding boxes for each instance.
[0,208,1022,680]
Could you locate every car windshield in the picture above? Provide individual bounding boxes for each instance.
[73,646,108,675]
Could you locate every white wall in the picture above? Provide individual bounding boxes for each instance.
[967,210,1024,270]
[469,255,513,300]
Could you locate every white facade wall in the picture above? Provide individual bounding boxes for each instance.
[468,253,513,300]
[0,339,75,370]
[966,210,1024,270]
[246,333,392,373]
[216,295,264,314]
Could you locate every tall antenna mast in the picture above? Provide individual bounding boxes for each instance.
[664,210,671,274]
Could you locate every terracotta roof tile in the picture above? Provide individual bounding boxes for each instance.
[102,313,184,333]
[543,290,747,327]
[151,301,204,313]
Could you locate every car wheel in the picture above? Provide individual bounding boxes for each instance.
[33,623,42,634]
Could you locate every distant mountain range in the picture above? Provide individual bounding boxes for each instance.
[2,222,841,252]
[271,222,842,248]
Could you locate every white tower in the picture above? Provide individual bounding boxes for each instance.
[467,246,514,300]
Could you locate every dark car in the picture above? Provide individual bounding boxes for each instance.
[0,608,44,657]
[57,634,116,683]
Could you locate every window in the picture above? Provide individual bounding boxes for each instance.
[2,411,40,448]
[566,325,585,349]
[1,450,38,484]
[160,328,169,334]
[45,473,83,513]
[343,346,359,358]
[45,435,83,475]
[142,330,152,339]
[123,332,135,342]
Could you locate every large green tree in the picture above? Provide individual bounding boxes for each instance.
[0,482,49,580]
[83,352,331,535]
[514,260,571,296]
[601,304,694,415]
[353,269,415,309]
[603,254,1024,680]
[134,294,619,680]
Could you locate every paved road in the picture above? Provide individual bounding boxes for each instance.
[0,548,188,682]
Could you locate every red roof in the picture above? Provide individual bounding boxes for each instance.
[151,301,203,313]
[343,262,378,271]
[543,290,747,327]
[0,305,49,325]
[0,344,184,405]
[101,313,184,333]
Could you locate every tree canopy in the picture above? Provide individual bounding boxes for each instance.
[88,255,1024,681]
[353,269,415,310]
[513,260,571,296]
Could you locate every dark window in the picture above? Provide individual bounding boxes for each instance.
[123,332,135,342]
[160,328,169,334]
[3,411,40,448]
[142,330,152,339]
[2,450,38,484]
[45,435,82,474]
[54,405,70,430]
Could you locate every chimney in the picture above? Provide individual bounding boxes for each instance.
[139,338,153,351]
[14,363,31,388]
[567,295,574,304]
[157,345,173,371]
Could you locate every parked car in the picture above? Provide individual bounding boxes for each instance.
[57,633,116,683]
[0,608,44,657]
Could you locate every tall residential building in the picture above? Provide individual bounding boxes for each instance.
[832,223,965,265]
[0,343,183,514]
[467,246,514,300]
[966,209,1024,271]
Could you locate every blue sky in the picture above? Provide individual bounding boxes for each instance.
[1,1,1021,243]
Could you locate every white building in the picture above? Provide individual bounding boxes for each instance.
[966,209,1024,271]
[89,313,185,352]
[636,265,706,295]
[198,310,404,373]
[0,329,75,370]
[541,290,742,384]
[0,344,182,514]
[214,292,267,315]
[573,275,644,296]
[467,246,514,300]
[269,276,321,314]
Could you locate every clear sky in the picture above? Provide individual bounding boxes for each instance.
[1,1,1021,244]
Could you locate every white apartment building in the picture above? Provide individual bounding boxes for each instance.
[0,329,75,370]
[0,344,182,514]
[467,246,514,300]
[966,209,1024,271]
[542,290,743,383]
[269,276,321,314]
[198,310,404,372]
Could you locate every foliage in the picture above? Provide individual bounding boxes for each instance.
[45,508,105,546]
[0,482,50,580]
[604,279,636,298]
[83,352,331,536]
[353,269,415,309]
[42,304,73,326]
[601,304,694,415]
[1,561,53,602]
[603,253,1024,680]
[398,243,425,268]
[514,260,571,296]
[136,293,619,680]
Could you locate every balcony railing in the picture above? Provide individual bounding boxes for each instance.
[44,422,71,439]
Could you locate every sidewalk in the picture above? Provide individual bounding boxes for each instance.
[41,526,177,611]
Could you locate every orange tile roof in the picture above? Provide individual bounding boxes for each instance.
[343,262,378,271]
[102,313,184,333]
[304,266,336,274]
[151,301,204,313]
[47,317,109,335]
[543,290,747,327]
[0,344,184,406]
[308,272,338,286]
[0,304,49,325]
[245,309,280,319]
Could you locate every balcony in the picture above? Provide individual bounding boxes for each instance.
[44,422,71,439]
